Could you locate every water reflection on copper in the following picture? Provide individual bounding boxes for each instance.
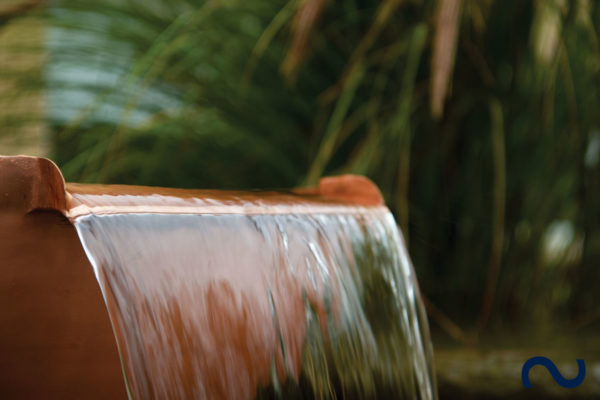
[72,184,436,399]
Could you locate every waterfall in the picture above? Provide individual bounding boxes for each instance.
[73,200,435,399]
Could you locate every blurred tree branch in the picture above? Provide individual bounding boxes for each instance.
[478,97,506,335]
[0,0,46,29]
[430,0,462,119]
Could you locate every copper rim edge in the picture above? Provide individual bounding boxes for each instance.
[0,156,386,219]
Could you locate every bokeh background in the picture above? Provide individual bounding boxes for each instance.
[1,0,599,397]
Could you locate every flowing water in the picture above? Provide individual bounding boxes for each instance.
[73,209,436,399]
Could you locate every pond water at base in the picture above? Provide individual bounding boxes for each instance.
[74,211,436,399]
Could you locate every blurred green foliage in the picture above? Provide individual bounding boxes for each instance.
[3,0,600,341]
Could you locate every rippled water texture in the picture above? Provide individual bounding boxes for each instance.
[74,211,436,399]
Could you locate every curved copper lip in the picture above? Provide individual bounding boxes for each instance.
[1,156,386,220]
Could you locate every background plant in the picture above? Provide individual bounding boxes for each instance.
[2,0,599,343]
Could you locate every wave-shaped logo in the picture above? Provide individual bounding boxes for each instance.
[522,356,586,388]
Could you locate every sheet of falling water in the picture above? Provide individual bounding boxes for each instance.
[74,211,436,399]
